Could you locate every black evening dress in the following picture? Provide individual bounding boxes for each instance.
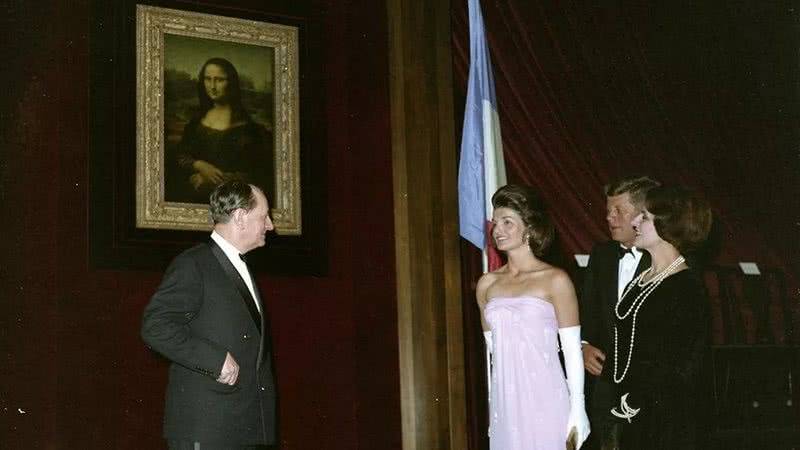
[610,269,710,450]
[169,119,274,204]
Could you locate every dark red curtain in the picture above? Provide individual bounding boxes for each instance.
[452,1,799,449]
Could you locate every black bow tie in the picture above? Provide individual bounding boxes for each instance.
[239,253,248,263]
[617,246,634,259]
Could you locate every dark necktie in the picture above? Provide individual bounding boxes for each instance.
[617,246,634,259]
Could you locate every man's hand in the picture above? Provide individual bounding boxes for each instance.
[216,352,239,385]
[582,343,606,376]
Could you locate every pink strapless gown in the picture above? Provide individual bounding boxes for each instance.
[485,296,570,450]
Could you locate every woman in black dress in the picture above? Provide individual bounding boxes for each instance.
[608,185,712,450]
[173,58,274,204]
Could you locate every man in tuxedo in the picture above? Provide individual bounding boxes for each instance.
[579,175,659,450]
[142,180,277,450]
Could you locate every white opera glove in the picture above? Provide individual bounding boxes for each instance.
[483,330,493,355]
[484,330,493,437]
[559,325,590,449]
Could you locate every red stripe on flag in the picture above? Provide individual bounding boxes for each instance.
[485,220,504,272]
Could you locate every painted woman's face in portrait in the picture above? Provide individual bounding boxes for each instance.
[203,63,230,103]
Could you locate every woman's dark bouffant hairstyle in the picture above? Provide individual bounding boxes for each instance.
[646,185,712,254]
[491,184,554,257]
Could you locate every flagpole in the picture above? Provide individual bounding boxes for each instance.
[458,0,507,439]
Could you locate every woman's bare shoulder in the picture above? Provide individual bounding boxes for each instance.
[477,270,499,291]
[545,267,577,300]
[476,267,507,305]
[545,266,572,283]
[480,263,510,281]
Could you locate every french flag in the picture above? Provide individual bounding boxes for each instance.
[458,0,507,272]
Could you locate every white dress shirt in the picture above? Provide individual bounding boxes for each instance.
[211,231,261,312]
[617,246,643,300]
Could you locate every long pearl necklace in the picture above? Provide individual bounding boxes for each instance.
[613,255,685,384]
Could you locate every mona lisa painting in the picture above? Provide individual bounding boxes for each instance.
[136,5,301,235]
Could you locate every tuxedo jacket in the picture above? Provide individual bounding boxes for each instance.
[579,239,651,381]
[141,240,276,445]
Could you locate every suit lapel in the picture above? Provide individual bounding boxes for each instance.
[208,241,262,332]
[241,259,271,368]
[606,245,621,305]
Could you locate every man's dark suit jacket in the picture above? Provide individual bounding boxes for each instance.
[142,240,276,446]
[579,240,650,437]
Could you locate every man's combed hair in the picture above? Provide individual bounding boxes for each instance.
[605,175,661,208]
[209,181,256,224]
[491,184,554,257]
[646,185,712,254]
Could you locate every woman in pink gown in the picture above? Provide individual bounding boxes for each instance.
[477,185,590,450]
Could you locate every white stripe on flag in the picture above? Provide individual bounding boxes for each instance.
[482,99,506,220]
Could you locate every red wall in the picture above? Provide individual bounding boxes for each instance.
[0,1,400,449]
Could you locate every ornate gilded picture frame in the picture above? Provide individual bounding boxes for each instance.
[89,1,327,274]
[136,5,301,235]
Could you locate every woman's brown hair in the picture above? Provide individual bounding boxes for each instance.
[491,184,554,257]
[646,185,712,254]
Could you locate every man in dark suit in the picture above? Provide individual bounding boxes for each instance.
[142,180,277,450]
[579,176,659,450]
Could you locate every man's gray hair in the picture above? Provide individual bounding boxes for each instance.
[209,181,256,224]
